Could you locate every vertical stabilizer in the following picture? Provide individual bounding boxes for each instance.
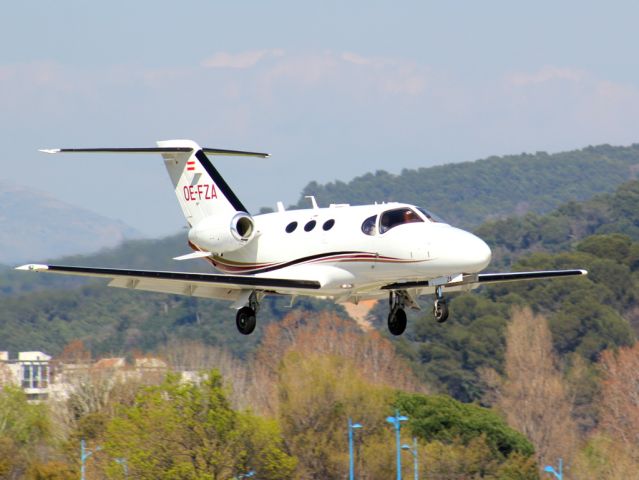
[157,139,247,227]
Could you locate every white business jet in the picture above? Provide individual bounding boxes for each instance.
[17,140,587,336]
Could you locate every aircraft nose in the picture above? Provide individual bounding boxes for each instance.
[471,234,492,271]
[443,228,492,272]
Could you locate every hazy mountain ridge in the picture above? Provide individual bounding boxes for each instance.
[0,180,142,264]
[0,233,202,298]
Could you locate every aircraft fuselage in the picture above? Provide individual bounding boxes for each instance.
[195,202,492,299]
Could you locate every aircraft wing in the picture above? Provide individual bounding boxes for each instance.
[382,269,587,291]
[473,269,587,284]
[15,264,320,300]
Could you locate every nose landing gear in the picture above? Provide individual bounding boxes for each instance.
[388,291,408,336]
[433,286,449,323]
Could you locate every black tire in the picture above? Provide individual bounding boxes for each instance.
[434,301,449,323]
[236,306,257,335]
[388,308,407,336]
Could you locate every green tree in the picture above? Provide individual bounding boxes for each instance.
[103,370,296,480]
[394,392,538,478]
[277,352,396,479]
[395,392,534,457]
[0,386,50,479]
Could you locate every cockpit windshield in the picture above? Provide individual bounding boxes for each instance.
[416,207,444,223]
[379,208,424,234]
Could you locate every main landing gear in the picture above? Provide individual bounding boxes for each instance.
[387,286,450,335]
[388,291,408,336]
[236,291,259,335]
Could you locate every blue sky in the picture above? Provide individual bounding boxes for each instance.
[2,1,639,236]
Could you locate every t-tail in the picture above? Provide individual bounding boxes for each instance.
[40,139,269,255]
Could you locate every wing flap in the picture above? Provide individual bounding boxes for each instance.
[107,277,240,300]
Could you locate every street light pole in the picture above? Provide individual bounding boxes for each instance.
[348,418,363,480]
[80,439,102,480]
[402,437,419,480]
[386,409,409,480]
[544,458,563,480]
[115,458,128,478]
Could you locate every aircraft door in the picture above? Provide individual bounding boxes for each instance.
[361,214,381,269]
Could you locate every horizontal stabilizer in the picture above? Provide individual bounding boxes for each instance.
[173,251,212,261]
[39,147,269,158]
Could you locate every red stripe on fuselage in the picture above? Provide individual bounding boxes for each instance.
[207,252,422,274]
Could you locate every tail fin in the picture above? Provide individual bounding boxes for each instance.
[157,139,265,226]
[40,139,268,228]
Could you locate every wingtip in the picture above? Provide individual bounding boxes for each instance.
[15,264,49,272]
[580,269,588,276]
[39,149,60,154]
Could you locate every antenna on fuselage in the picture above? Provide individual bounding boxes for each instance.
[305,196,319,209]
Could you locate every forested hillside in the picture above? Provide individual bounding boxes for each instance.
[477,180,639,268]
[2,178,638,368]
[296,144,639,229]
[2,150,639,478]
[369,180,639,404]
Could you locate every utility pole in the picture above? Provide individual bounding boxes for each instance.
[386,410,409,480]
[80,439,102,480]
[348,418,363,480]
[402,437,419,480]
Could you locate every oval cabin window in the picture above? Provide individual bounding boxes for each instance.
[323,219,335,231]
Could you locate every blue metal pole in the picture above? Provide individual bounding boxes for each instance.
[413,437,419,480]
[115,458,128,478]
[544,458,563,480]
[348,418,362,480]
[387,410,408,480]
[395,411,402,480]
[81,439,86,480]
[80,439,101,480]
[349,418,355,480]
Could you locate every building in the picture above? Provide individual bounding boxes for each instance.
[0,350,172,403]
[0,351,51,401]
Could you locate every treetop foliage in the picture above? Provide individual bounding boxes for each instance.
[477,180,639,268]
[395,392,534,458]
[297,144,639,229]
[103,370,296,480]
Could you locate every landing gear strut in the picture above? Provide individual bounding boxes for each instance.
[236,291,259,335]
[387,290,408,336]
[433,286,449,323]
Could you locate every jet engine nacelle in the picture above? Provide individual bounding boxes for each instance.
[188,212,255,254]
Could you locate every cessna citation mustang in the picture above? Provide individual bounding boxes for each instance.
[17,140,587,336]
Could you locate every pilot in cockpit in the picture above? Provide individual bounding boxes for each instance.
[403,209,420,223]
